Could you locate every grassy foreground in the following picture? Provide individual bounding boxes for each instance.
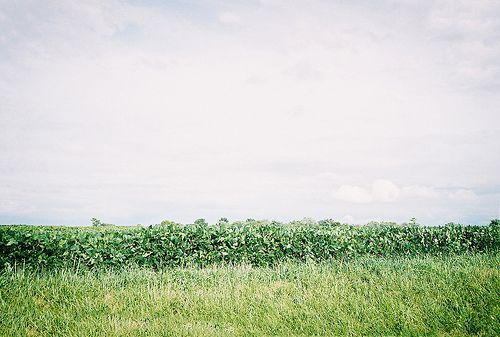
[1,254,499,336]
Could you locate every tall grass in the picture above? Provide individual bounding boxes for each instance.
[1,254,498,336]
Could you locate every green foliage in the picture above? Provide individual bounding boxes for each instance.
[90,218,115,227]
[194,218,208,226]
[318,218,342,227]
[0,221,498,269]
[90,218,102,226]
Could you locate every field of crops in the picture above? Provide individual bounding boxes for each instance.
[1,220,499,336]
[1,220,499,269]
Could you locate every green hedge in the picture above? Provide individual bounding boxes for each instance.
[0,221,498,269]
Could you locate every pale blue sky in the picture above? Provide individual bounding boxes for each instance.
[1,0,499,225]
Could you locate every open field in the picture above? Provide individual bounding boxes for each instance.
[1,222,499,336]
[1,254,499,337]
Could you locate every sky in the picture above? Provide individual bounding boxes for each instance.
[1,0,499,226]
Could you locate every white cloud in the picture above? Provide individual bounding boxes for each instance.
[334,185,373,203]
[334,181,483,206]
[371,180,400,202]
[218,12,241,24]
[448,189,479,201]
[426,0,500,89]
[401,185,440,198]
[341,214,355,224]
[334,180,399,204]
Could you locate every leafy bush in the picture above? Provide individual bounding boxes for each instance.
[0,221,498,269]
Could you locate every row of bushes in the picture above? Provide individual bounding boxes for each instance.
[0,220,498,269]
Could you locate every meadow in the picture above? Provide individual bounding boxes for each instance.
[1,254,499,336]
[0,220,499,336]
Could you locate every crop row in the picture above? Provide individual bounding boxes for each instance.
[0,220,498,269]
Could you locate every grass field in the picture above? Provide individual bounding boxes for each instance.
[1,254,498,336]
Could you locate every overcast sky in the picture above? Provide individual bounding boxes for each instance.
[1,0,499,226]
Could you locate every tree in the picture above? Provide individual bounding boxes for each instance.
[91,218,102,226]
[194,218,208,226]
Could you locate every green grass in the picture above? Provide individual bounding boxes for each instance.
[1,254,498,336]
